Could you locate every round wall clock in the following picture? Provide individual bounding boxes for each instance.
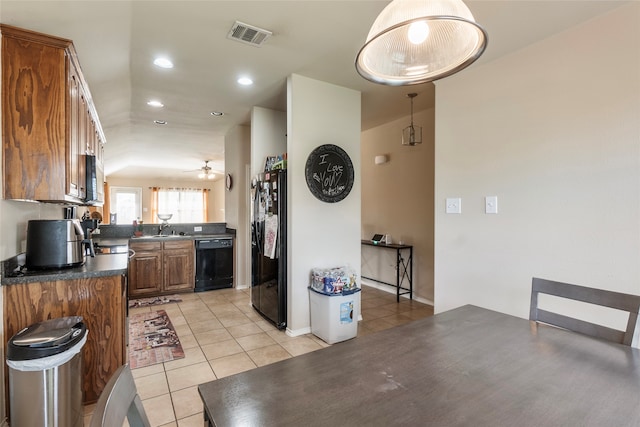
[225,173,233,191]
[305,144,354,203]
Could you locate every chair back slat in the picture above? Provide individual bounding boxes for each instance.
[536,309,626,344]
[530,278,640,347]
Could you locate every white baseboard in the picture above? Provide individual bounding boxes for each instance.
[286,326,311,337]
[360,279,434,307]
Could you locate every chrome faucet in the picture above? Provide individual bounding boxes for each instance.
[158,223,171,235]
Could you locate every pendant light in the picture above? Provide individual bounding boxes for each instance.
[402,93,422,146]
[356,0,488,86]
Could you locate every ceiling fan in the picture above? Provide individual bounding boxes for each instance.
[185,160,216,180]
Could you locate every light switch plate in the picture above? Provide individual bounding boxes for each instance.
[485,196,498,214]
[446,198,462,214]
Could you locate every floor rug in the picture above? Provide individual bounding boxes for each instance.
[128,295,182,308]
[128,309,185,369]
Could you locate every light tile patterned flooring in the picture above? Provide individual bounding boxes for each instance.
[83,285,433,426]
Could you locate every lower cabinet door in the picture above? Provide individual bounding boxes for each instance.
[128,251,163,297]
[163,248,194,292]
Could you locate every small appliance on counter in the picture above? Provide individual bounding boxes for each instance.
[26,219,87,269]
[80,211,99,258]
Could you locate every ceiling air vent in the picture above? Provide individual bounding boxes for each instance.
[227,21,272,47]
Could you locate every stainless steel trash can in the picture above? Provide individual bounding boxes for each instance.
[6,316,88,427]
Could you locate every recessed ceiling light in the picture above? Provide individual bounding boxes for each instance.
[147,100,164,108]
[154,120,167,125]
[210,111,224,117]
[237,77,253,86]
[153,57,173,69]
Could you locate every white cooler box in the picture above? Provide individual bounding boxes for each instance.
[309,287,361,344]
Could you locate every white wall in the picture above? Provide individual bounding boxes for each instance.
[251,107,286,177]
[225,124,251,288]
[287,74,361,335]
[434,4,640,319]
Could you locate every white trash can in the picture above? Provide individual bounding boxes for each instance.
[7,316,88,427]
[309,287,361,344]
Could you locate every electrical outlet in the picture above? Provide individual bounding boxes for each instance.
[194,226,202,232]
[446,198,462,214]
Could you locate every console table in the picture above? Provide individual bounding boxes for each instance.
[361,240,412,302]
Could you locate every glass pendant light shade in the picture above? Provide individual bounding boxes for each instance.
[198,172,216,179]
[356,0,488,85]
[402,92,422,145]
[402,124,422,146]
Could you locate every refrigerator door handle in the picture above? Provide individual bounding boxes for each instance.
[255,222,264,255]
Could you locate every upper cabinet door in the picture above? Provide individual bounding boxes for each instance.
[2,24,106,204]
[2,28,68,201]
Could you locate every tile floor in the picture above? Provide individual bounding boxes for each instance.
[83,284,433,426]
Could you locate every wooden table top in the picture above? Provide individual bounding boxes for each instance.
[198,305,640,427]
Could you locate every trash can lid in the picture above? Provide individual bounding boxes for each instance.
[7,316,87,361]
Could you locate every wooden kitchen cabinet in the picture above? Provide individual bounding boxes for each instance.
[129,239,194,298]
[1,24,105,204]
[128,241,164,297]
[163,240,196,292]
[68,61,86,200]
[3,274,126,404]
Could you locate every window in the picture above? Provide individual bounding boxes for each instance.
[109,187,142,225]
[151,187,208,223]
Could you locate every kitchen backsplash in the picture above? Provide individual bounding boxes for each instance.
[97,223,231,238]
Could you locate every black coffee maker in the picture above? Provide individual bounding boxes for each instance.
[80,211,99,257]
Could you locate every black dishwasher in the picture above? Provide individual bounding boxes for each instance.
[195,237,234,292]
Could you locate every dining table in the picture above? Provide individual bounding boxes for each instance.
[198,304,640,426]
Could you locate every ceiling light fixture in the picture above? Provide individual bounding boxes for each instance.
[147,100,164,108]
[198,160,216,180]
[355,0,487,85]
[237,77,253,86]
[402,93,422,146]
[153,57,174,69]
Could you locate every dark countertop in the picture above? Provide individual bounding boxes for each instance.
[93,237,130,247]
[2,232,234,286]
[93,234,233,248]
[2,253,128,285]
[126,233,234,242]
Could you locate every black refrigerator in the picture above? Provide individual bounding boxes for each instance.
[251,169,287,329]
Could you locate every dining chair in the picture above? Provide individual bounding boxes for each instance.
[530,277,640,348]
[90,364,151,427]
